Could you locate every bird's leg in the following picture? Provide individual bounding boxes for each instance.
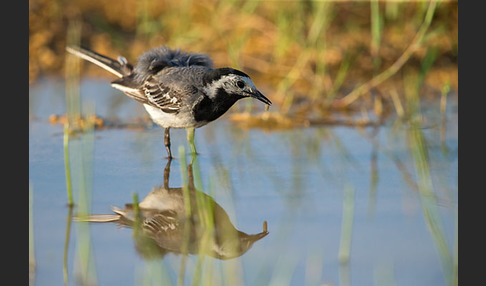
[186,127,197,155]
[163,157,172,189]
[164,128,173,159]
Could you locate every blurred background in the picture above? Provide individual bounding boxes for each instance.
[29,0,457,120]
[29,1,458,285]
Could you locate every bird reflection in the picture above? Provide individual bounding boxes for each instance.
[75,158,268,260]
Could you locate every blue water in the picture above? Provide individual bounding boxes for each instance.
[29,78,458,286]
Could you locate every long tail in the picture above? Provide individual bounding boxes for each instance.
[73,214,121,223]
[66,46,133,78]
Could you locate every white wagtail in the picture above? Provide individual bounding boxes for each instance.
[74,160,269,260]
[66,45,272,158]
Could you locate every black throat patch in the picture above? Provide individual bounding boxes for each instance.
[193,87,243,123]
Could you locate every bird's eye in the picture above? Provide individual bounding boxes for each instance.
[236,81,245,89]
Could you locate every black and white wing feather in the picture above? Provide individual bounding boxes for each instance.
[143,75,184,113]
[142,211,178,235]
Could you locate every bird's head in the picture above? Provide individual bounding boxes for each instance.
[210,227,269,260]
[203,68,272,106]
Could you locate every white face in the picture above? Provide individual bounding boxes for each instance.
[205,74,257,99]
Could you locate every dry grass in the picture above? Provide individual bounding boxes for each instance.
[30,0,457,127]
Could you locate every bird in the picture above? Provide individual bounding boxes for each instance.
[66,45,272,158]
[74,159,269,260]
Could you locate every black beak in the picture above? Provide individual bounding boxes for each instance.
[248,89,272,106]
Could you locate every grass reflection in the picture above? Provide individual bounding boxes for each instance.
[408,124,455,285]
[405,64,455,284]
[36,82,456,284]
[219,83,455,285]
[28,1,457,284]
[338,185,354,264]
[63,205,74,286]
[71,150,268,285]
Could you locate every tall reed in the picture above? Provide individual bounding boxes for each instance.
[65,16,99,285]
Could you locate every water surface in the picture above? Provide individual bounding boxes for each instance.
[29,78,458,285]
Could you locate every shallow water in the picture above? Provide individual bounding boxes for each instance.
[29,78,457,286]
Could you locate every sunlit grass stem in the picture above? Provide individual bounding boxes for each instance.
[371,0,383,74]
[132,192,141,221]
[389,89,405,118]
[131,192,143,243]
[65,19,81,127]
[327,53,353,102]
[440,81,450,152]
[64,123,74,206]
[64,16,82,207]
[191,154,204,191]
[187,128,197,155]
[418,47,438,89]
[441,81,450,116]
